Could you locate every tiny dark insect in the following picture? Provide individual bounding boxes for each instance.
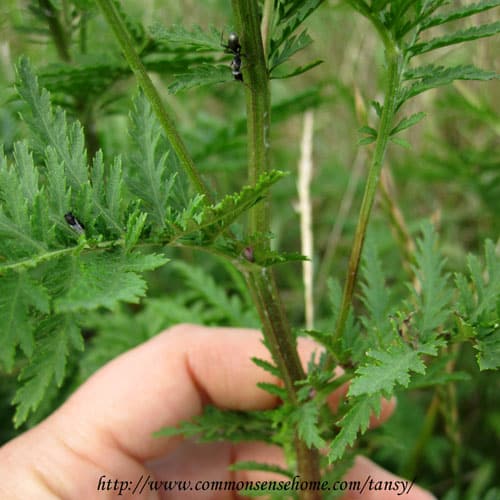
[64,212,85,234]
[222,32,243,82]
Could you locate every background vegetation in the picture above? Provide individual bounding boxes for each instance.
[0,0,498,498]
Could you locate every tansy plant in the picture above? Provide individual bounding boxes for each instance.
[0,1,499,498]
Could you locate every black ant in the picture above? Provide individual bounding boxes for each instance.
[222,32,243,82]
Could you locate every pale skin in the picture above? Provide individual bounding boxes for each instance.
[0,324,436,499]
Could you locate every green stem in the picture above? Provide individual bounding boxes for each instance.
[94,0,212,203]
[402,392,439,479]
[232,2,321,497]
[39,0,71,62]
[232,0,270,238]
[333,38,403,346]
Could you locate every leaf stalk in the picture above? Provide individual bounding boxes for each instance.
[333,35,403,346]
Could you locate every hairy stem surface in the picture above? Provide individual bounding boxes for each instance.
[232,1,322,497]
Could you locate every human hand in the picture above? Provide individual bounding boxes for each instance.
[0,324,435,499]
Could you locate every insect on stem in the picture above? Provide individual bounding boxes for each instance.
[222,32,244,82]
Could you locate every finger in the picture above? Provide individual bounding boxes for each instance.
[147,440,286,500]
[342,456,436,500]
[55,325,320,461]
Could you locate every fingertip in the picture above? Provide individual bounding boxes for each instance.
[370,396,397,428]
[343,456,436,500]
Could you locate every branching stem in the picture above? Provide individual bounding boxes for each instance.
[94,0,213,203]
[333,36,403,345]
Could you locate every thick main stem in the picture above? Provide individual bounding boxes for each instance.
[333,41,402,346]
[232,1,321,497]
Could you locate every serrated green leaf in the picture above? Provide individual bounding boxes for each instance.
[270,59,323,80]
[419,1,500,31]
[16,57,88,190]
[170,261,258,327]
[16,58,128,238]
[358,136,377,146]
[410,22,500,57]
[371,100,383,117]
[252,357,281,378]
[358,125,378,145]
[127,94,179,230]
[290,400,326,449]
[400,65,498,105]
[475,325,500,370]
[348,344,428,397]
[12,317,83,427]
[106,157,125,227]
[475,239,500,318]
[454,240,500,370]
[154,405,273,443]
[168,64,232,94]
[359,238,391,339]
[257,382,287,399]
[13,142,39,205]
[124,210,147,252]
[270,30,313,73]
[39,61,127,100]
[171,170,285,245]
[0,208,46,255]
[0,146,49,256]
[389,136,412,148]
[390,112,426,135]
[329,395,380,462]
[260,250,308,267]
[53,251,167,313]
[90,152,125,235]
[270,0,324,62]
[0,273,50,370]
[149,24,222,51]
[358,125,378,137]
[412,223,452,339]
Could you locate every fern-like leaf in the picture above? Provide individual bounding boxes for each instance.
[168,65,232,94]
[53,251,168,313]
[410,22,500,57]
[348,343,435,397]
[328,395,380,462]
[359,237,391,342]
[390,112,426,136]
[127,94,179,230]
[399,65,498,106]
[154,405,274,443]
[290,400,326,449]
[12,317,83,427]
[16,57,88,190]
[411,223,452,340]
[419,0,500,31]
[0,273,50,371]
[149,24,222,52]
[171,261,258,327]
[269,30,313,74]
[455,240,500,370]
